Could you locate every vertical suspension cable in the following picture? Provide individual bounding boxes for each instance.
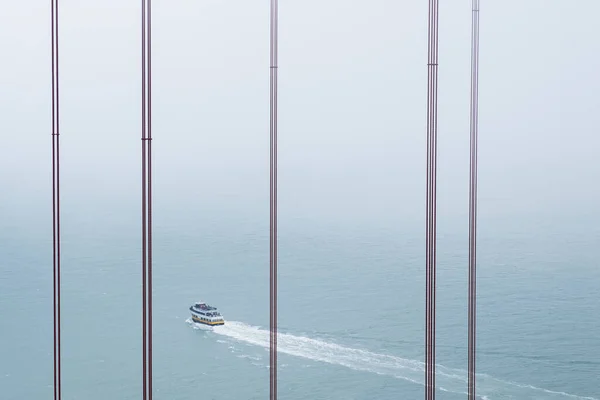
[425,0,439,399]
[468,1,480,399]
[147,0,154,395]
[141,0,153,399]
[269,0,279,399]
[51,1,61,399]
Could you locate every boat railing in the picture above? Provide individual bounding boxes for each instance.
[193,304,217,311]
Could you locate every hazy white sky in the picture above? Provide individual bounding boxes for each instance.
[1,0,599,231]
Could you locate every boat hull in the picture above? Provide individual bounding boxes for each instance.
[191,314,224,326]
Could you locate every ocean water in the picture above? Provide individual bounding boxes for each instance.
[1,212,599,400]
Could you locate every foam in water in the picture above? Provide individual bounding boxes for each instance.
[186,319,597,400]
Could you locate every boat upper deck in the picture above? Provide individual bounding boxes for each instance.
[190,302,222,318]
[192,302,217,311]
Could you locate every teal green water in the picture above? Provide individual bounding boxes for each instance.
[1,213,599,400]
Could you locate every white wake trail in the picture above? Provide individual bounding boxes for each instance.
[187,319,598,400]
